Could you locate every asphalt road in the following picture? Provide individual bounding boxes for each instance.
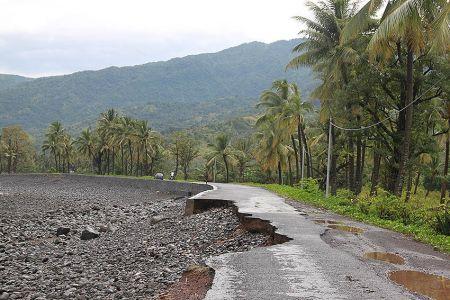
[193,183,450,300]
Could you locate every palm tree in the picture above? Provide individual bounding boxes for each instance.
[343,0,449,196]
[257,81,314,181]
[287,0,358,84]
[76,128,96,172]
[115,116,136,175]
[234,138,253,182]
[281,84,314,178]
[98,109,118,174]
[134,120,157,176]
[255,119,292,184]
[61,133,74,172]
[287,0,357,194]
[42,121,65,171]
[208,134,235,183]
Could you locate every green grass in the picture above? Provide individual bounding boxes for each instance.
[247,182,450,253]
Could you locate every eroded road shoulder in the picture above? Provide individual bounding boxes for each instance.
[192,183,450,300]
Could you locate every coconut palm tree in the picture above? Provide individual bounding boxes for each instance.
[287,0,359,84]
[234,138,253,182]
[115,116,136,175]
[98,109,118,174]
[134,120,157,176]
[61,133,74,172]
[287,0,358,194]
[255,119,292,184]
[76,128,96,172]
[343,0,449,196]
[257,80,314,181]
[281,83,314,178]
[208,134,235,183]
[42,121,65,171]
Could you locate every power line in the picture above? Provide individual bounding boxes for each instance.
[330,78,445,131]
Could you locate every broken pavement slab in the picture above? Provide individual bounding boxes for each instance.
[191,183,450,299]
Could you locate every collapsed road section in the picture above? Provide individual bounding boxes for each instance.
[188,183,449,300]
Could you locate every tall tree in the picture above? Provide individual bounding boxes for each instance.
[208,134,235,183]
[343,0,450,196]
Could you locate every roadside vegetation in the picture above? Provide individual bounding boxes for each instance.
[0,0,448,249]
[251,180,449,252]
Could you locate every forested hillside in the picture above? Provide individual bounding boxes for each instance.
[0,39,316,137]
[0,74,33,90]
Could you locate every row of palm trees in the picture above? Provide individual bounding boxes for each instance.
[43,109,162,176]
[270,0,449,201]
[255,80,313,184]
[256,0,450,199]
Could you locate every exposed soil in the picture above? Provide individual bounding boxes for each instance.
[158,265,215,300]
[0,174,269,300]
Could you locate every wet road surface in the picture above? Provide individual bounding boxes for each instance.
[192,183,450,300]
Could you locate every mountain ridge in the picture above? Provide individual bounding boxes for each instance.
[0,39,317,139]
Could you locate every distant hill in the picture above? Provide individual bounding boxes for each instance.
[0,39,317,139]
[0,74,33,90]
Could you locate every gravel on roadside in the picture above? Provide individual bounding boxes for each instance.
[0,174,268,299]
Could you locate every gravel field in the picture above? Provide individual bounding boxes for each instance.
[0,174,268,299]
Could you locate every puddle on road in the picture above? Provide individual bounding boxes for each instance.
[363,252,405,265]
[389,270,450,300]
[314,219,341,225]
[327,224,364,234]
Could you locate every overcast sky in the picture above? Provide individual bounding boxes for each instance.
[0,0,310,77]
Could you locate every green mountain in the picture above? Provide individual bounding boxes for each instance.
[0,39,317,138]
[0,74,33,90]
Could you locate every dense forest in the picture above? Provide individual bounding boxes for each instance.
[0,0,449,249]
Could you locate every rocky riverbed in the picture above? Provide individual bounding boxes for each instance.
[0,174,269,299]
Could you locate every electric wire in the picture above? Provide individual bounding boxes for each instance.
[329,78,445,131]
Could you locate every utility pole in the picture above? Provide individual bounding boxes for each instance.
[326,118,332,198]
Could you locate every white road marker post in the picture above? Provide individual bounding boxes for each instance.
[326,118,332,198]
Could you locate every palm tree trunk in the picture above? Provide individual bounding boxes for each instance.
[120,145,125,175]
[128,140,133,175]
[394,47,414,197]
[348,134,355,192]
[288,156,293,186]
[298,124,311,177]
[355,135,362,194]
[291,135,299,182]
[413,171,420,195]
[7,155,12,174]
[223,155,229,183]
[440,127,449,203]
[144,144,149,176]
[136,147,140,177]
[112,147,115,175]
[405,167,413,202]
[277,161,282,185]
[97,152,102,174]
[107,149,110,175]
[184,165,188,180]
[66,150,70,173]
[174,151,179,178]
[330,126,337,196]
[150,158,154,175]
[370,143,382,196]
[54,153,58,171]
